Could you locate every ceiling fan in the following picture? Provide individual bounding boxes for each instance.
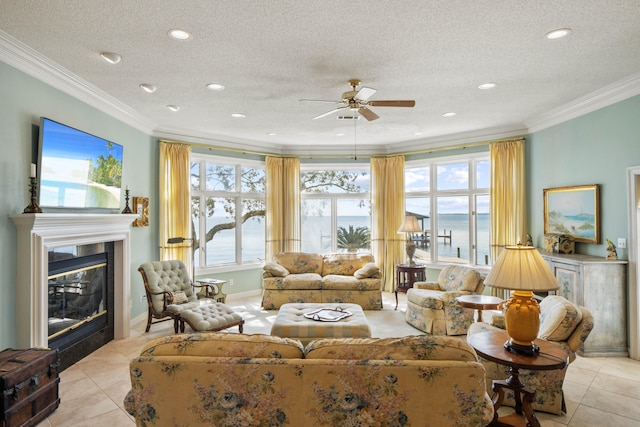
[300,79,415,121]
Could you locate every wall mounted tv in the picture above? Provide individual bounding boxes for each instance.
[38,117,124,210]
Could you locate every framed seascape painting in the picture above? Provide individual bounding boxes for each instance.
[543,184,600,244]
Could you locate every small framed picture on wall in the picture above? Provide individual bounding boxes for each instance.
[132,197,149,227]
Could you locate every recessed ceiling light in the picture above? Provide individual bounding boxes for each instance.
[478,82,497,90]
[168,29,192,40]
[414,132,423,136]
[442,112,457,117]
[545,28,572,40]
[206,83,225,91]
[139,83,157,93]
[100,52,121,64]
[166,105,180,112]
[336,133,345,136]
[267,132,277,136]
[231,113,245,118]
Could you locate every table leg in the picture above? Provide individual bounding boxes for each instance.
[488,367,540,427]
[395,289,399,310]
[477,308,484,322]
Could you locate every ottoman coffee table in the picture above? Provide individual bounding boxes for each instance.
[271,303,371,344]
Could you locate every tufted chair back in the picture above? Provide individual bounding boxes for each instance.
[437,265,484,294]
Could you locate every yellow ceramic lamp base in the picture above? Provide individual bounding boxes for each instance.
[503,290,541,356]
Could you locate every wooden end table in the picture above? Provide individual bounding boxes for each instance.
[456,295,503,322]
[395,264,426,310]
[467,330,569,427]
[193,278,227,303]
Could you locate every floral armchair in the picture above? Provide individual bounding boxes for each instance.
[405,265,485,335]
[467,295,594,414]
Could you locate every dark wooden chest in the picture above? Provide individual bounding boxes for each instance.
[0,348,60,427]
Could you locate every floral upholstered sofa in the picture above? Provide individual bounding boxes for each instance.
[467,295,594,415]
[125,333,494,426]
[261,252,383,310]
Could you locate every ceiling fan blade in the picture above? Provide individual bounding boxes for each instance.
[300,99,343,104]
[355,86,376,101]
[358,106,379,121]
[313,106,348,120]
[368,100,416,107]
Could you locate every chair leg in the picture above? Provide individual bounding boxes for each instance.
[145,308,152,332]
[238,320,244,333]
[173,317,180,333]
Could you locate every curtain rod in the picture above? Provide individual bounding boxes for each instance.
[159,136,525,159]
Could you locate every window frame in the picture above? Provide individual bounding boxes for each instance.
[405,152,490,267]
[300,163,371,254]
[190,154,265,274]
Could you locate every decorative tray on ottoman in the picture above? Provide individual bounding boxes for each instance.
[303,307,353,322]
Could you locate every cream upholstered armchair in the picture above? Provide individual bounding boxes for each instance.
[467,295,594,415]
[404,265,484,335]
[139,260,213,333]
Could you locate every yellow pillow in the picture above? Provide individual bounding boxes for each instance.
[264,262,290,277]
[354,262,380,279]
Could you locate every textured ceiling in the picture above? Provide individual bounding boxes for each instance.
[1,0,640,155]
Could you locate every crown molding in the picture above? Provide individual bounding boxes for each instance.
[525,73,640,133]
[0,31,157,133]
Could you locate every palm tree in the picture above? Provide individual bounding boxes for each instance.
[337,225,371,252]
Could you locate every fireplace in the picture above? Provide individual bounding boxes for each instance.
[47,243,115,370]
[11,213,136,369]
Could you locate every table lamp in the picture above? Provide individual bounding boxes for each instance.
[398,214,422,266]
[484,244,559,356]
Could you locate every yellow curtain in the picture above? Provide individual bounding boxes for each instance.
[371,156,406,292]
[489,138,526,296]
[265,156,300,260]
[159,142,193,276]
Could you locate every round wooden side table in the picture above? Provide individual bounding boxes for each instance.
[395,264,426,309]
[456,295,503,322]
[467,330,569,427]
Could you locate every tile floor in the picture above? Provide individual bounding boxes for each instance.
[37,291,640,427]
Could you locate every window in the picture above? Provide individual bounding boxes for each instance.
[300,166,370,254]
[405,154,490,266]
[191,155,265,272]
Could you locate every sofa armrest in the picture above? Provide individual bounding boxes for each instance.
[414,281,440,290]
[566,306,594,354]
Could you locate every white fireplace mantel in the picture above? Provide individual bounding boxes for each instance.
[11,213,137,348]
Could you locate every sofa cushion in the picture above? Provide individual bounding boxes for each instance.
[139,332,305,359]
[439,265,482,292]
[322,253,375,276]
[283,273,323,289]
[538,295,582,341]
[406,288,445,310]
[273,252,323,274]
[321,275,380,290]
[305,335,478,361]
[264,261,290,277]
[354,262,380,279]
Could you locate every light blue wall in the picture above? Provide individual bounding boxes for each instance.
[527,95,640,258]
[0,61,157,349]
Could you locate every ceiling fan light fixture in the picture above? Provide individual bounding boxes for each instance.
[206,83,225,91]
[478,82,497,90]
[166,105,180,112]
[168,29,192,40]
[100,52,121,64]
[139,83,157,93]
[545,28,572,40]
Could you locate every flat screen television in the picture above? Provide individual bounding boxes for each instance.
[37,117,124,210]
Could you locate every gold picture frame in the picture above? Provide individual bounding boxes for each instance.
[543,184,600,244]
[132,197,149,227]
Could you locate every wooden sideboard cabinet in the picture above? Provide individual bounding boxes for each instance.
[539,251,628,357]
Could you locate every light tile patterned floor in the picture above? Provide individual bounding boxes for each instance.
[37,292,640,426]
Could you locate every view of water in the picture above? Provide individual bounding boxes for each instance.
[198,214,490,266]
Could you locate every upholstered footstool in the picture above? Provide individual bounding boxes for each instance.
[179,303,244,333]
[270,303,371,344]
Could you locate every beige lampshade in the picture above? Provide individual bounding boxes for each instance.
[485,245,559,291]
[398,215,421,233]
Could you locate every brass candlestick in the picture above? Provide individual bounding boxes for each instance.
[122,188,132,214]
[23,177,42,213]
